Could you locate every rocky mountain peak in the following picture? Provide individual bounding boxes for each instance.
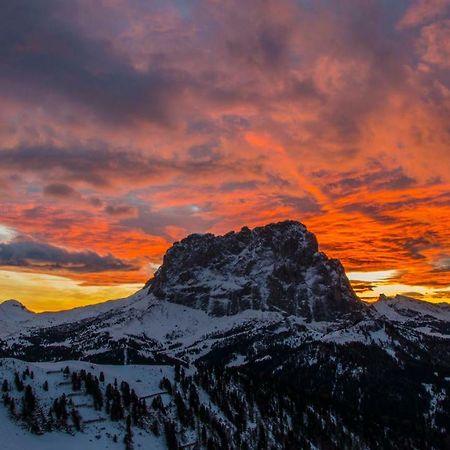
[147,220,364,320]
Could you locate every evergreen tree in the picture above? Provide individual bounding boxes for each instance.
[3,392,11,406]
[164,420,178,450]
[150,420,160,436]
[71,408,81,431]
[14,372,24,391]
[22,385,36,418]
[124,415,134,450]
[174,391,189,427]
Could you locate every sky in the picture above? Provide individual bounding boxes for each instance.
[0,0,449,312]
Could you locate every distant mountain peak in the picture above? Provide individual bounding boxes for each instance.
[147,220,364,320]
[0,299,34,325]
[0,299,29,311]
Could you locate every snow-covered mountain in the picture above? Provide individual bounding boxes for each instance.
[0,221,447,364]
[1,220,449,449]
[148,221,363,320]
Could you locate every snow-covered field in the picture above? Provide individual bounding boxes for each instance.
[0,358,174,450]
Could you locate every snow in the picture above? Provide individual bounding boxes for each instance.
[0,290,148,339]
[227,354,247,367]
[372,295,450,323]
[0,358,173,450]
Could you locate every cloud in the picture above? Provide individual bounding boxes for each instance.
[0,143,258,189]
[398,0,450,29]
[274,194,322,214]
[400,232,440,259]
[418,19,450,68]
[320,165,417,198]
[433,254,450,272]
[0,239,136,273]
[0,225,17,243]
[0,1,196,127]
[122,205,218,241]
[104,204,136,216]
[43,183,79,198]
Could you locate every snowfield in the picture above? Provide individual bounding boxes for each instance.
[0,358,173,450]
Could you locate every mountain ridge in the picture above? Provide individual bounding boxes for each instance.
[147,220,364,320]
[1,220,450,449]
[0,220,448,365]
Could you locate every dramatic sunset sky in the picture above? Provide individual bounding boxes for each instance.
[0,0,449,311]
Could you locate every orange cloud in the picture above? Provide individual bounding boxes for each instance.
[0,0,448,309]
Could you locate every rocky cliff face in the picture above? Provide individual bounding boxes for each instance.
[148,220,364,320]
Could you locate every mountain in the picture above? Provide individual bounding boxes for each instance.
[148,221,363,320]
[1,220,449,449]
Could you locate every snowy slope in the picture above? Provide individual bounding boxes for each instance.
[371,294,450,338]
[372,294,450,323]
[0,291,147,339]
[0,358,172,450]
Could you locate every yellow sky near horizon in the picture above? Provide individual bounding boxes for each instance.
[0,267,448,313]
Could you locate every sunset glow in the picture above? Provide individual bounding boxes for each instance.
[0,0,449,311]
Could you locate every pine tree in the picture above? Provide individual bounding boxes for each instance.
[164,420,178,450]
[124,415,134,450]
[150,420,160,436]
[174,364,181,383]
[43,380,49,391]
[3,392,10,406]
[46,408,54,432]
[14,372,24,391]
[174,391,189,426]
[71,408,81,431]
[2,379,8,392]
[257,422,267,450]
[22,385,36,419]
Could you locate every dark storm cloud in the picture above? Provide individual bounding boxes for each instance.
[226,22,291,70]
[105,204,135,216]
[0,239,136,272]
[400,232,440,260]
[340,203,396,224]
[0,144,253,188]
[0,1,194,126]
[275,194,322,214]
[43,183,78,198]
[321,166,417,198]
[220,181,259,192]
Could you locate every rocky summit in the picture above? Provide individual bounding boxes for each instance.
[148,220,364,320]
